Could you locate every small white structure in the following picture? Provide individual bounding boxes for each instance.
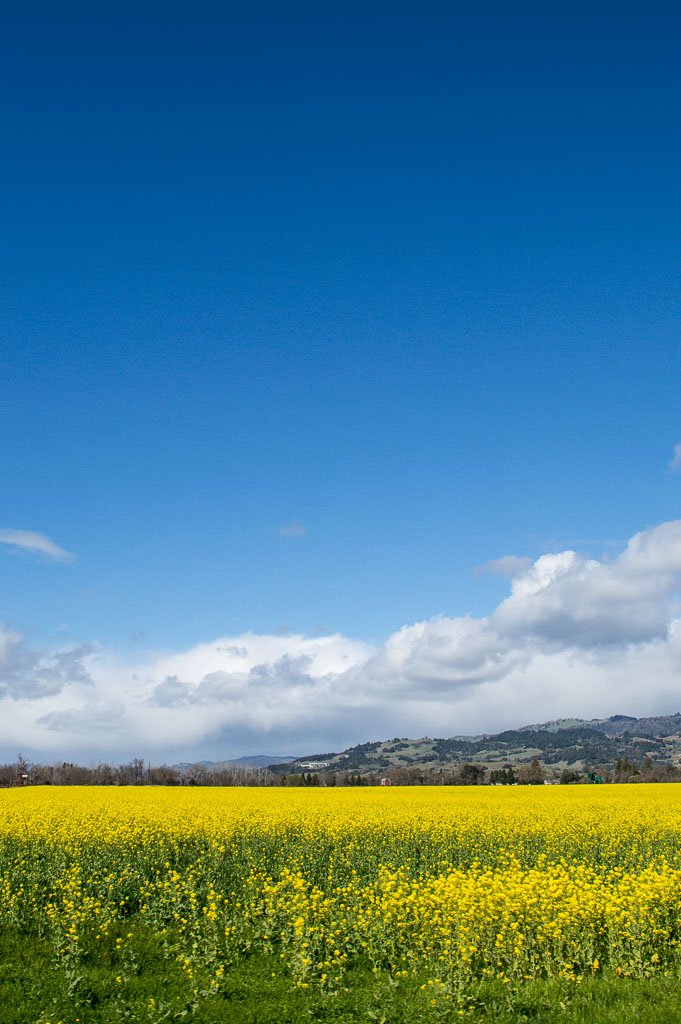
[380,777,392,786]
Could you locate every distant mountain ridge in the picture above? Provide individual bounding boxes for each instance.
[518,713,681,738]
[171,714,681,778]
[268,713,681,777]
[172,754,298,772]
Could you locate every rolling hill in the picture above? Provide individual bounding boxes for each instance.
[269,713,681,778]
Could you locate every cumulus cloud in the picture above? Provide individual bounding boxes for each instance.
[4,518,681,763]
[0,628,94,700]
[492,523,681,649]
[670,443,681,471]
[474,555,532,578]
[0,529,74,561]
[279,521,306,540]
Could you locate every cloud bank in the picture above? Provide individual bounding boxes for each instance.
[3,518,681,763]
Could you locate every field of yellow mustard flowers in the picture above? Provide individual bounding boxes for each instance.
[2,784,681,1023]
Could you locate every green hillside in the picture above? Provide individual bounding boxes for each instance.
[273,713,681,781]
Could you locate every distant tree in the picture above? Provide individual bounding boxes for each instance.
[456,763,486,786]
[180,763,208,787]
[490,766,517,785]
[641,761,681,783]
[613,756,640,783]
[92,762,117,785]
[53,762,91,785]
[517,758,546,785]
[282,772,305,786]
[148,764,181,786]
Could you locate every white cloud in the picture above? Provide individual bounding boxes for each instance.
[4,518,681,763]
[279,521,307,540]
[0,628,94,700]
[670,443,681,471]
[474,555,532,578]
[0,529,74,562]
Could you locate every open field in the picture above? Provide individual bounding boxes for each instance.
[3,786,681,1022]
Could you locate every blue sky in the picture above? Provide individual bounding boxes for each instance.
[1,3,681,761]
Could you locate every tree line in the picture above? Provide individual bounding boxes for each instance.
[3,753,680,788]
[0,755,272,788]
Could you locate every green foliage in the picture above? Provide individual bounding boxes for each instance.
[1,931,681,1023]
[456,764,486,785]
[281,773,306,786]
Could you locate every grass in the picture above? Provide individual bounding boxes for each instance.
[2,928,681,1024]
